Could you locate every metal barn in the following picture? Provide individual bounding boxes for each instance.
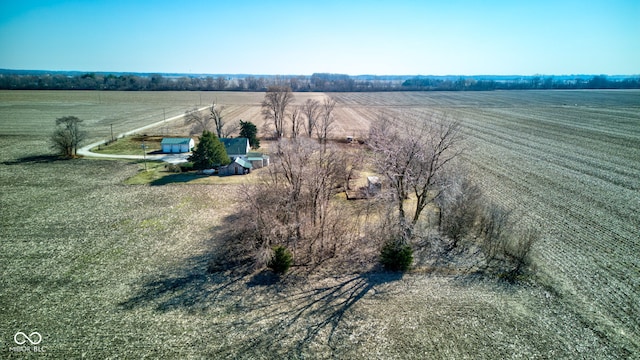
[161,138,194,153]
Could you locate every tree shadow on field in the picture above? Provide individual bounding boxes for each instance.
[118,250,250,313]
[119,221,403,356]
[227,270,404,358]
[2,154,67,165]
[148,172,210,186]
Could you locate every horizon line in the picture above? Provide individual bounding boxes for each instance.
[1,68,638,78]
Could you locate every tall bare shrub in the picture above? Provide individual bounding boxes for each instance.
[477,203,538,281]
[478,203,512,265]
[503,227,539,281]
[238,138,356,268]
[435,173,483,250]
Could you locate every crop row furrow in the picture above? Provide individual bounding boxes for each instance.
[470,159,637,338]
[460,111,640,194]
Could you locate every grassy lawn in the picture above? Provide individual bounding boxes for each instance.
[124,161,263,185]
[92,135,163,155]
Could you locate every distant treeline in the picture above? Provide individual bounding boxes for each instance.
[1,70,638,91]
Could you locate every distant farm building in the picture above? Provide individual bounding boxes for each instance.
[219,157,252,176]
[161,138,194,153]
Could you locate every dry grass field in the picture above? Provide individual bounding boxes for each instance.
[0,90,326,141]
[1,90,638,358]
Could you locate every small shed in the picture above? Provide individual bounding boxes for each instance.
[247,152,270,169]
[367,176,381,194]
[161,138,194,153]
[219,157,252,176]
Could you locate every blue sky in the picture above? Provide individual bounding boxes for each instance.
[0,0,638,75]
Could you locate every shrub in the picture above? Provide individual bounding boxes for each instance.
[478,203,512,264]
[502,227,539,282]
[477,203,539,282]
[436,176,483,250]
[268,245,293,274]
[380,240,413,272]
[179,162,194,172]
[165,163,182,173]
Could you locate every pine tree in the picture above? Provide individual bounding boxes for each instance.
[189,130,230,169]
[239,120,260,149]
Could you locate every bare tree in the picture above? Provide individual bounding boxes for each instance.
[304,142,347,255]
[289,105,302,139]
[246,76,265,91]
[221,120,239,138]
[316,97,336,144]
[236,78,246,90]
[273,139,315,252]
[262,86,294,139]
[210,100,226,138]
[184,107,212,135]
[51,116,85,157]
[342,147,365,191]
[369,114,463,239]
[367,111,394,144]
[302,99,320,138]
[214,76,227,90]
[410,118,462,225]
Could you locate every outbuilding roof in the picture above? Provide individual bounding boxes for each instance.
[161,137,192,145]
[367,176,381,184]
[234,158,252,169]
[246,151,267,161]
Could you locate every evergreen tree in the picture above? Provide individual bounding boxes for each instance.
[189,130,230,169]
[239,120,260,149]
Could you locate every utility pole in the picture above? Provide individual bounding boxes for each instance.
[141,140,147,171]
[110,124,114,142]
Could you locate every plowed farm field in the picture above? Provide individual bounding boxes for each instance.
[1,90,638,358]
[330,90,640,352]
